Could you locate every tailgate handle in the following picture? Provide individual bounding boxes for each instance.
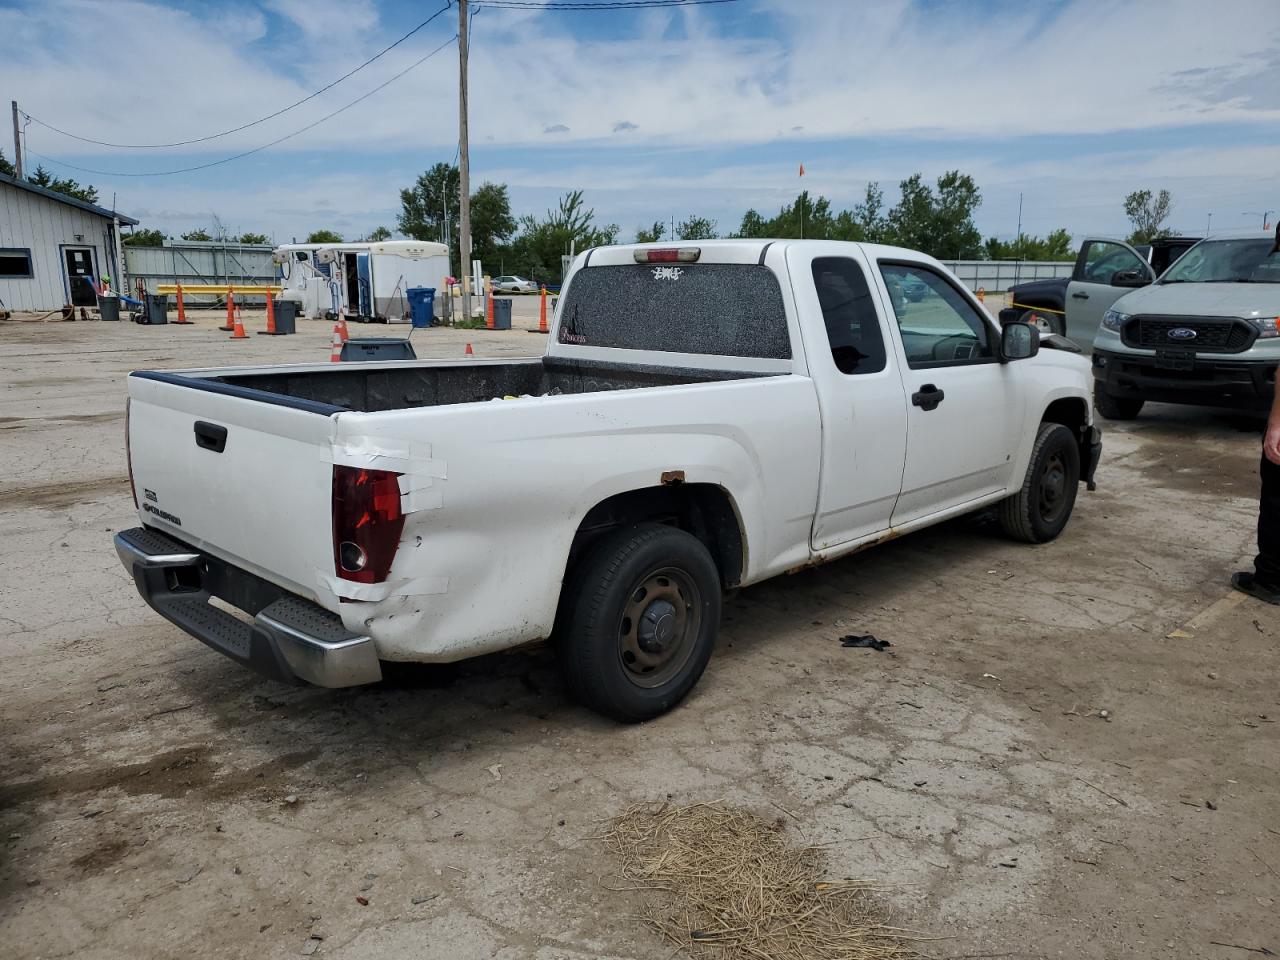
[194,421,228,453]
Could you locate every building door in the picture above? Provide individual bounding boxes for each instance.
[64,247,98,306]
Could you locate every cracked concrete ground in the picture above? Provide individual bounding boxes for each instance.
[1,308,1278,960]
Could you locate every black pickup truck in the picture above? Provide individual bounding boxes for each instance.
[1002,236,1200,336]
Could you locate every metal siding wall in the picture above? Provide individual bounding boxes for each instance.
[0,182,114,310]
[123,242,277,304]
[938,260,1074,292]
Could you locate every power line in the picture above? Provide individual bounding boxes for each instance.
[477,0,740,8]
[21,3,452,150]
[26,35,457,178]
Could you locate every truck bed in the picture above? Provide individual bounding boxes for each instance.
[143,357,766,413]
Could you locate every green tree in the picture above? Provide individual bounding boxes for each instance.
[676,215,718,240]
[1123,189,1173,244]
[733,209,769,238]
[398,162,459,243]
[983,228,1074,261]
[505,190,618,280]
[850,182,888,242]
[237,232,269,245]
[635,221,666,243]
[123,228,166,247]
[469,182,517,272]
[181,228,212,242]
[366,226,392,242]
[885,171,983,258]
[306,229,343,244]
[27,164,100,204]
[0,148,14,178]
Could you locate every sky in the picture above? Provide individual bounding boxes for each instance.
[1,0,1278,250]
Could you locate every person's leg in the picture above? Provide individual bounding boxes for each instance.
[1256,453,1280,586]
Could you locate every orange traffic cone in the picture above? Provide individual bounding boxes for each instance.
[229,306,248,339]
[330,327,344,363]
[173,283,192,324]
[337,308,350,342]
[976,286,986,303]
[465,342,474,356]
[220,290,236,331]
[258,295,278,335]
[536,285,549,333]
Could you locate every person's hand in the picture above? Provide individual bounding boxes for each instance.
[1266,419,1280,465]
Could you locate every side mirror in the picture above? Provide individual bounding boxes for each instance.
[1111,269,1150,288]
[1000,321,1039,362]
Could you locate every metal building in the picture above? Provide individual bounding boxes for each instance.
[0,173,137,312]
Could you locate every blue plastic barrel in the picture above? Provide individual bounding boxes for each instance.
[407,287,436,328]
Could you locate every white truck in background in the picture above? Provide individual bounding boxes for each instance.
[274,240,450,323]
[116,240,1100,722]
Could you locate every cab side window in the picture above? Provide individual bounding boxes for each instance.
[1077,241,1147,283]
[879,262,993,369]
[811,257,886,375]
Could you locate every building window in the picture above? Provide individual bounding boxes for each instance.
[0,248,33,278]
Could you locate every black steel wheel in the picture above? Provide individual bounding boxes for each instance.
[559,523,721,722]
[999,422,1081,543]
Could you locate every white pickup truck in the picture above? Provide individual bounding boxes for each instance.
[116,240,1101,721]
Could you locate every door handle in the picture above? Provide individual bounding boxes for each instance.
[193,421,228,453]
[1071,292,1089,300]
[911,384,945,411]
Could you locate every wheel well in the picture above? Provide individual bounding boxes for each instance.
[568,484,745,588]
[1041,396,1091,467]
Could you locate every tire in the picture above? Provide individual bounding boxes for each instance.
[1020,308,1063,336]
[999,422,1081,543]
[1093,383,1144,420]
[558,523,721,723]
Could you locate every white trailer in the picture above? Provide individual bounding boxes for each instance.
[274,240,450,323]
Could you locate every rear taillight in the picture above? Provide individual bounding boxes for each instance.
[332,465,405,584]
[125,398,138,509]
[633,247,701,263]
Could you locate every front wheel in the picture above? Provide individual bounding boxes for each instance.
[999,422,1081,543]
[1093,383,1144,420]
[558,523,721,722]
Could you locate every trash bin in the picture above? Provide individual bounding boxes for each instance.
[272,299,297,335]
[340,338,418,362]
[491,297,512,330]
[407,287,436,328]
[142,294,168,325]
[97,294,121,322]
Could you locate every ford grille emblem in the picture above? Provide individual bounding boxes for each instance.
[1167,327,1198,341]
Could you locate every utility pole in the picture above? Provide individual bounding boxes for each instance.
[1014,192,1023,286]
[1206,212,1212,235]
[457,0,472,323]
[11,101,23,179]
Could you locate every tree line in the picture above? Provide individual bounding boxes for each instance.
[2,145,1186,264]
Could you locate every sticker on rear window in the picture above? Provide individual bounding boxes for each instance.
[651,266,684,281]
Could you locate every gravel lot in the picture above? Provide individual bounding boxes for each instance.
[1,304,1277,960]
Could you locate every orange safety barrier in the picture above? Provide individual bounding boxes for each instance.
[537,286,549,333]
[485,286,495,330]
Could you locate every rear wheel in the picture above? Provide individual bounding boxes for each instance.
[1093,383,1144,420]
[558,523,721,722]
[1000,422,1081,543]
[1020,307,1063,336]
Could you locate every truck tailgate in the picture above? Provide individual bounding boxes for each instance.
[127,373,338,602]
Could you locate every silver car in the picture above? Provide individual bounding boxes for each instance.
[1086,229,1280,419]
[492,275,537,294]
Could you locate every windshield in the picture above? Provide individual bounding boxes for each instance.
[1160,238,1280,283]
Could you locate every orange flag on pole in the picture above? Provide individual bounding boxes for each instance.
[799,163,805,177]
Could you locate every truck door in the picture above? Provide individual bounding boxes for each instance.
[876,260,1023,526]
[1064,239,1153,351]
[792,246,908,550]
